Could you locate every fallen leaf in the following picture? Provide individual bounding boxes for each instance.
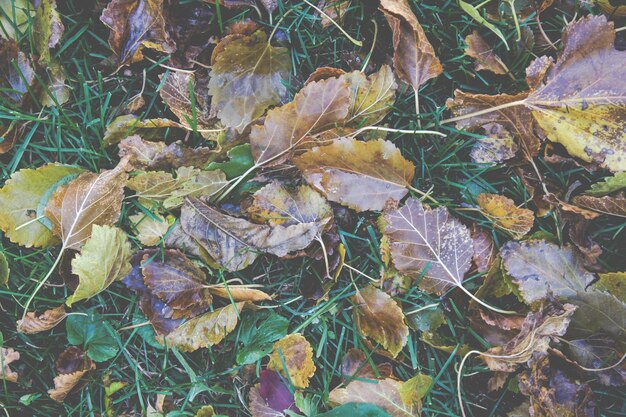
[248,370,300,417]
[572,193,626,218]
[352,286,408,358]
[49,347,96,402]
[118,135,214,171]
[0,120,23,154]
[294,138,415,212]
[585,172,626,197]
[159,71,211,131]
[0,38,36,107]
[33,0,63,64]
[250,76,350,166]
[100,0,175,65]
[469,122,519,165]
[378,0,442,93]
[565,336,626,386]
[67,225,132,306]
[383,198,472,295]
[340,348,393,381]
[17,305,67,334]
[400,373,432,404]
[568,290,626,349]
[38,60,70,107]
[477,193,534,239]
[130,213,171,246]
[0,163,84,248]
[163,302,244,352]
[208,285,271,302]
[500,240,596,304]
[268,333,316,388]
[45,159,129,250]
[470,224,495,273]
[0,251,8,286]
[180,197,324,271]
[483,301,576,372]
[0,347,19,383]
[0,0,34,40]
[206,143,254,179]
[102,115,181,147]
[594,272,626,303]
[329,377,418,417]
[464,31,508,75]
[208,30,290,131]
[344,65,398,127]
[518,354,595,417]
[142,249,212,319]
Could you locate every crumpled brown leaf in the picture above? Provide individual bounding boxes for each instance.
[100,0,175,65]
[17,305,67,334]
[159,71,212,132]
[464,31,508,75]
[0,347,19,383]
[0,38,36,107]
[49,347,96,402]
[118,135,214,171]
[572,193,626,219]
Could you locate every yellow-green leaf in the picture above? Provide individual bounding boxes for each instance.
[268,333,316,388]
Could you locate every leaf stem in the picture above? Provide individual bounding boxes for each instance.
[360,19,378,73]
[353,126,446,137]
[301,0,362,47]
[21,248,64,321]
[457,284,517,315]
[440,99,526,125]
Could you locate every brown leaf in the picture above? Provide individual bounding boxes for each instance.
[268,333,316,388]
[0,38,36,107]
[470,224,495,273]
[469,122,518,165]
[100,0,175,65]
[102,115,181,147]
[464,31,508,75]
[572,193,626,219]
[0,348,19,383]
[379,0,442,92]
[250,76,350,166]
[329,377,419,417]
[477,193,534,239]
[352,286,408,358]
[0,121,23,154]
[340,348,393,381]
[17,305,67,334]
[49,347,96,402]
[118,135,214,171]
[142,249,212,319]
[44,159,129,250]
[484,301,576,372]
[383,198,472,295]
[159,71,211,131]
[180,197,325,271]
[294,138,415,212]
[208,30,290,132]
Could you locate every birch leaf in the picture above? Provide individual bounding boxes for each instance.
[0,164,83,248]
[268,333,316,389]
[572,194,626,219]
[469,122,518,165]
[352,286,408,358]
[159,71,211,131]
[208,30,291,132]
[130,213,170,246]
[477,193,534,239]
[102,115,180,147]
[595,272,626,303]
[383,198,473,295]
[118,135,214,171]
[329,378,418,417]
[48,347,95,402]
[33,0,63,64]
[45,160,129,250]
[344,65,398,127]
[67,225,132,306]
[294,138,415,212]
[17,305,67,334]
[164,302,245,352]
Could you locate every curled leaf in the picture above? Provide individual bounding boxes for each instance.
[0,347,19,383]
[464,31,508,75]
[118,135,214,171]
[103,115,181,147]
[17,305,67,334]
[49,347,96,402]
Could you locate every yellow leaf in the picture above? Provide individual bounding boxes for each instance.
[477,193,534,239]
[268,333,316,388]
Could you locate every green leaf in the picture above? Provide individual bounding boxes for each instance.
[67,225,132,306]
[458,0,509,50]
[317,403,392,417]
[66,313,119,362]
[235,311,289,365]
[207,144,254,179]
[586,172,626,196]
[0,252,8,286]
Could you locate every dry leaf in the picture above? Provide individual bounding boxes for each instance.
[248,369,299,417]
[383,198,472,295]
[102,115,181,147]
[268,333,316,388]
[329,377,418,417]
[0,164,83,248]
[294,138,415,212]
[159,71,211,131]
[180,197,325,271]
[344,65,398,127]
[340,348,393,381]
[130,213,170,246]
[470,122,519,165]
[477,193,534,239]
[352,286,408,358]
[208,285,271,302]
[67,225,132,306]
[378,0,442,93]
[163,302,245,352]
[0,38,36,107]
[118,135,214,171]
[100,0,175,65]
[572,194,626,218]
[595,272,626,303]
[17,305,66,334]
[49,347,96,402]
[471,224,495,273]
[464,31,508,75]
[45,159,129,250]
[250,76,350,166]
[0,348,19,383]
[208,30,290,132]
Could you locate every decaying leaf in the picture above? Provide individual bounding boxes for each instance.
[100,0,175,65]
[329,377,418,417]
[142,249,212,319]
[208,30,290,131]
[250,76,350,166]
[471,224,495,273]
[294,138,415,212]
[572,194,626,219]
[248,370,300,417]
[45,159,129,250]
[33,0,63,64]
[0,252,8,286]
[0,347,19,383]
[49,347,96,402]
[469,123,518,165]
[477,193,534,239]
[0,164,83,248]
[400,374,432,405]
[130,213,170,246]
[102,115,181,147]
[344,65,398,127]
[0,38,36,107]
[464,31,508,75]
[208,285,271,302]
[180,197,325,271]
[319,0,351,29]
[383,198,472,295]
[163,302,244,352]
[340,348,393,381]
[118,135,214,171]
[585,172,626,197]
[501,240,595,304]
[483,301,576,372]
[268,333,316,388]
[159,71,211,131]
[378,0,442,93]
[0,0,34,40]
[17,305,67,334]
[565,336,626,386]
[67,225,132,306]
[594,272,626,303]
[352,286,408,358]
[568,290,626,348]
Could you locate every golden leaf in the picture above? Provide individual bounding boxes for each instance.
[477,193,534,239]
[268,333,316,388]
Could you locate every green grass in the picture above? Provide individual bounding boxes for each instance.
[1,1,625,416]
